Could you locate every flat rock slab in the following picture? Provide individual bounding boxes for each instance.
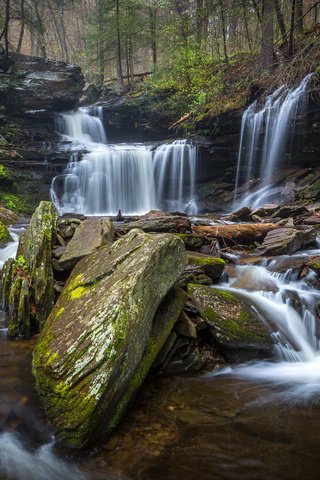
[117,216,191,234]
[59,217,114,270]
[258,227,316,256]
[33,229,187,448]
[188,284,273,362]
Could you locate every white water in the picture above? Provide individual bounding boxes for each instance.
[0,226,24,269]
[0,433,85,480]
[51,108,197,215]
[233,74,312,209]
[211,260,320,400]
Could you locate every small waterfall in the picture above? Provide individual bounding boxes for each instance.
[215,261,320,399]
[51,109,197,216]
[233,74,312,209]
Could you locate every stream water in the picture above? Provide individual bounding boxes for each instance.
[1,226,320,479]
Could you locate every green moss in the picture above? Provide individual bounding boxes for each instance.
[0,220,11,242]
[188,256,225,267]
[69,285,91,300]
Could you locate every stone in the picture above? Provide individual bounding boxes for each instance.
[306,257,320,276]
[188,284,273,362]
[1,53,84,113]
[175,234,205,251]
[176,267,212,288]
[258,227,316,256]
[187,253,225,281]
[272,205,309,219]
[174,312,197,339]
[0,220,12,244]
[230,268,279,292]
[59,217,114,271]
[32,229,187,448]
[1,201,58,337]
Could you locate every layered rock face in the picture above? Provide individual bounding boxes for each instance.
[32,229,187,448]
[0,53,84,113]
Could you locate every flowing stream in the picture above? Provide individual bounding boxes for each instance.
[1,224,320,478]
[51,108,197,215]
[233,74,312,209]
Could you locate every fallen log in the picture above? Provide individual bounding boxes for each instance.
[192,223,278,245]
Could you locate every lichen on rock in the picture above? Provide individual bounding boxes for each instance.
[1,201,58,337]
[32,228,187,448]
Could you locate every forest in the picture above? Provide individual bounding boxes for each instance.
[1,0,320,119]
[0,1,320,480]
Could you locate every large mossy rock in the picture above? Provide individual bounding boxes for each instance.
[187,253,225,281]
[188,285,273,362]
[0,220,12,244]
[32,229,187,448]
[1,201,58,337]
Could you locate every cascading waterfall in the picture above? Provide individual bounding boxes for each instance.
[233,74,312,209]
[51,108,197,216]
[214,259,320,399]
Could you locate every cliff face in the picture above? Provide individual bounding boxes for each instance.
[0,53,84,215]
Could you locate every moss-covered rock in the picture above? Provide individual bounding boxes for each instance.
[175,234,205,251]
[1,201,58,337]
[32,228,187,448]
[188,285,273,362]
[0,220,12,244]
[187,253,225,281]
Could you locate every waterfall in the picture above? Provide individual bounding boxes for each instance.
[51,108,197,216]
[212,260,320,400]
[233,74,312,209]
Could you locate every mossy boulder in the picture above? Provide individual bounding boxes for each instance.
[1,201,58,337]
[307,256,320,276]
[175,234,205,251]
[0,220,12,244]
[187,253,225,281]
[32,228,187,448]
[188,285,273,362]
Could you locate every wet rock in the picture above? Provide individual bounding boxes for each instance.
[272,205,309,219]
[0,206,21,225]
[0,221,12,244]
[259,227,316,256]
[2,53,84,113]
[306,257,320,276]
[175,234,205,251]
[188,285,273,362]
[230,268,279,292]
[1,201,58,337]
[117,216,191,234]
[187,253,225,281]
[79,83,101,104]
[176,266,212,288]
[174,312,197,339]
[32,229,187,448]
[227,206,252,222]
[59,217,114,271]
[251,204,279,217]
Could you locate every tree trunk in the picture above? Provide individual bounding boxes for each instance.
[17,0,25,52]
[274,0,287,47]
[288,0,297,57]
[218,0,229,66]
[116,0,124,85]
[296,0,303,33]
[261,0,274,72]
[148,6,157,68]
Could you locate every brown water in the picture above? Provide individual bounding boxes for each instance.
[1,310,320,480]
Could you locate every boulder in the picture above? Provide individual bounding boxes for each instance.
[0,220,12,244]
[59,217,114,271]
[306,257,320,276]
[175,234,205,251]
[32,229,187,448]
[258,227,316,256]
[187,253,225,281]
[1,201,58,337]
[188,285,273,362]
